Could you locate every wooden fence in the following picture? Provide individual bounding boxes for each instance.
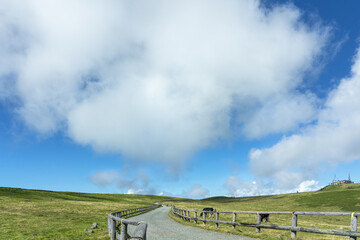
[172,206,360,239]
[108,205,160,240]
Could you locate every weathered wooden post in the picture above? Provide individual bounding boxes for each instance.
[232,213,237,229]
[216,212,219,228]
[194,211,197,223]
[132,222,147,240]
[120,222,127,240]
[256,213,261,233]
[108,216,111,237]
[203,211,206,225]
[110,217,117,240]
[291,212,298,239]
[350,212,358,240]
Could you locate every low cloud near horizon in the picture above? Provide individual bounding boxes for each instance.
[90,169,210,198]
[90,169,157,195]
[4,0,359,193]
[223,176,321,197]
[182,184,210,199]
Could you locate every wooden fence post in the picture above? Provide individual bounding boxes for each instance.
[256,213,261,233]
[350,213,358,240]
[120,222,127,240]
[233,213,237,229]
[203,211,206,225]
[216,212,219,228]
[194,212,197,223]
[132,223,147,240]
[110,218,117,240]
[291,212,297,239]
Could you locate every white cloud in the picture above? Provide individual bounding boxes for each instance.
[223,176,321,197]
[250,47,360,189]
[89,169,154,194]
[0,0,328,164]
[158,191,173,197]
[126,188,156,195]
[90,170,120,186]
[224,176,277,197]
[291,180,321,193]
[183,184,210,199]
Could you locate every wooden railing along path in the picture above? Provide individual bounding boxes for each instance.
[108,205,160,240]
[172,206,360,239]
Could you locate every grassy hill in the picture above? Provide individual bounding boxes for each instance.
[0,187,178,239]
[1,184,359,239]
[166,183,360,240]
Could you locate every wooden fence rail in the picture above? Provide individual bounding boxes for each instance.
[108,205,160,240]
[172,206,359,239]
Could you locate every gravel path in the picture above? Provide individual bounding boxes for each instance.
[127,206,257,240]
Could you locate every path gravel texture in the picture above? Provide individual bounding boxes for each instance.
[127,206,257,240]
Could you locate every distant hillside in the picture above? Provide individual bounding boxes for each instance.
[167,183,360,240]
[0,187,175,203]
[199,183,360,212]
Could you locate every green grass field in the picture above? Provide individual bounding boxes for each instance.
[1,184,359,239]
[165,184,360,240]
[0,187,177,239]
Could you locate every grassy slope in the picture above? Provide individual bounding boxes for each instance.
[0,187,178,239]
[165,184,360,240]
[1,184,359,240]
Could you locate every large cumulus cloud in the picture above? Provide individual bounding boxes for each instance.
[0,0,328,164]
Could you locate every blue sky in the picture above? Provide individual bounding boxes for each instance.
[1,0,360,198]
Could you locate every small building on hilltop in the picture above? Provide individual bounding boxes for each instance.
[331,174,354,185]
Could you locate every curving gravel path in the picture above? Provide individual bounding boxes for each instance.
[127,206,257,240]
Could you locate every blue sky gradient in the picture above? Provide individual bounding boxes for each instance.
[1,0,360,198]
